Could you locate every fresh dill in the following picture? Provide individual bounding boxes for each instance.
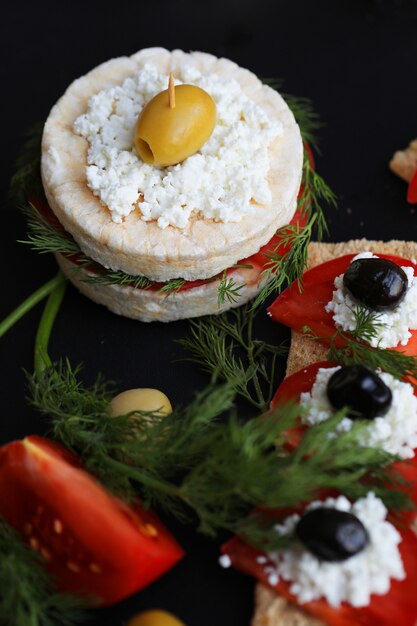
[263,80,322,149]
[177,303,288,411]
[303,325,417,384]
[83,270,154,290]
[0,517,87,626]
[27,360,409,549]
[9,122,44,205]
[217,271,245,307]
[159,278,187,295]
[251,149,336,309]
[349,305,385,344]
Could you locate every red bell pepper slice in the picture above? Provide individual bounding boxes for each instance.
[271,362,417,511]
[268,254,417,356]
[222,524,417,626]
[407,169,417,204]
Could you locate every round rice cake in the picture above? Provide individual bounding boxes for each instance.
[42,48,303,282]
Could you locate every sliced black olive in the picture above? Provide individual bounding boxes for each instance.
[326,364,392,420]
[343,257,408,311]
[296,507,369,562]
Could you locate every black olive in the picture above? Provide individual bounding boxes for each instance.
[296,507,369,562]
[326,365,392,420]
[343,257,408,311]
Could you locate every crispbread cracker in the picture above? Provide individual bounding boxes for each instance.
[253,238,417,626]
[390,139,417,182]
[55,253,263,322]
[42,48,303,282]
[252,584,323,626]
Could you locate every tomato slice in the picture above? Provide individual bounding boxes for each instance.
[407,169,417,204]
[222,525,417,626]
[0,435,184,606]
[268,254,417,355]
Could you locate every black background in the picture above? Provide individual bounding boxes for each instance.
[1,1,417,624]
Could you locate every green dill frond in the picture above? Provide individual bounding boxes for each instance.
[26,358,410,547]
[178,304,287,410]
[19,203,82,258]
[350,306,385,343]
[159,278,187,295]
[251,148,336,309]
[9,123,44,204]
[282,93,323,149]
[251,218,314,309]
[218,271,245,307]
[83,270,154,290]
[0,517,87,626]
[303,325,417,384]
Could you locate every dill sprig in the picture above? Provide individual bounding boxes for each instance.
[251,149,336,309]
[263,80,322,149]
[217,271,245,307]
[303,325,417,383]
[177,303,288,411]
[20,202,191,295]
[0,517,87,626]
[9,122,44,205]
[27,361,408,549]
[349,305,385,344]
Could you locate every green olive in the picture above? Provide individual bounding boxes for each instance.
[135,84,216,167]
[127,610,185,626]
[109,388,172,417]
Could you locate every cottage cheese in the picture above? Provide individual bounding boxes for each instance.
[300,365,417,458]
[260,493,405,607]
[325,252,417,348]
[74,64,282,228]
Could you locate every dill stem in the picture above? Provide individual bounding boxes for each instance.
[34,274,67,376]
[104,456,180,498]
[246,311,266,410]
[0,272,66,340]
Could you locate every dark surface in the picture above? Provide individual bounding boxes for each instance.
[1,1,417,624]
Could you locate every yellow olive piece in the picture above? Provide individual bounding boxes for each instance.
[127,609,185,626]
[135,84,216,167]
[109,388,173,418]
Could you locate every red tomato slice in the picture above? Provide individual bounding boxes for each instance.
[268,254,417,356]
[407,169,417,204]
[0,435,184,606]
[222,525,417,626]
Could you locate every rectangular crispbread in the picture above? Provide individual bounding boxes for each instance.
[252,238,417,626]
[390,139,417,182]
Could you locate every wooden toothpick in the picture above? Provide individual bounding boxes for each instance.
[168,72,176,109]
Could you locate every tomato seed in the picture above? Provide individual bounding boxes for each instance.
[67,561,81,573]
[144,523,158,538]
[41,547,51,561]
[30,537,39,550]
[89,562,102,574]
[24,523,32,535]
[53,519,63,534]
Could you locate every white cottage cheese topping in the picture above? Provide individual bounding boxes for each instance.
[300,366,417,458]
[325,252,417,348]
[74,64,282,227]
[262,493,405,607]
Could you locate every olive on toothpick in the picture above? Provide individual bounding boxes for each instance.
[135,72,216,167]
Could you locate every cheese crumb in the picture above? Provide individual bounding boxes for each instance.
[326,252,417,348]
[74,64,282,228]
[300,366,417,458]
[264,493,405,608]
